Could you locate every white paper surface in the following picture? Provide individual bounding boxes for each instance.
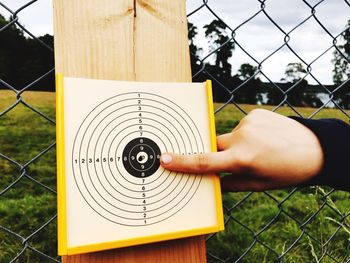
[63,77,219,248]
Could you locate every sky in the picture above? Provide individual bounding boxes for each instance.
[1,0,349,85]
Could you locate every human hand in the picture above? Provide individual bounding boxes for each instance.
[160,109,324,191]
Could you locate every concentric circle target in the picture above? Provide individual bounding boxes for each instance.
[122,137,161,178]
[72,92,204,226]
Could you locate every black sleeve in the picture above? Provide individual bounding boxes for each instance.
[290,117,350,191]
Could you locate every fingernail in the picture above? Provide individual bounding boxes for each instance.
[161,154,172,165]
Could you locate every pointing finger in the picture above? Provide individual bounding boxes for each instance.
[160,151,234,174]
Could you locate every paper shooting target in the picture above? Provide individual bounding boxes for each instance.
[57,76,224,255]
[72,92,205,226]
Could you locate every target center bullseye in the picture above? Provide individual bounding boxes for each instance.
[136,152,148,164]
[122,137,161,178]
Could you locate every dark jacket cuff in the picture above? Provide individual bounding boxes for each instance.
[290,117,350,191]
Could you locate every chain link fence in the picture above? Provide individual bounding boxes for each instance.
[0,0,349,262]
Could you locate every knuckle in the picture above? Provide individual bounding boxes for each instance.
[244,109,267,123]
[236,123,255,139]
[234,117,248,132]
[249,108,267,117]
[195,154,209,171]
[235,150,256,173]
[237,109,269,131]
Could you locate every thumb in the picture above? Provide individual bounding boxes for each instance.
[160,151,232,174]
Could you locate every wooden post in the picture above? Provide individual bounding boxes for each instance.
[53,0,207,262]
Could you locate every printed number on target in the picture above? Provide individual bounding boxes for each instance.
[56,75,224,255]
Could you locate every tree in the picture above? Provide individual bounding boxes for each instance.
[279,63,322,107]
[188,22,201,56]
[204,19,234,76]
[188,22,202,76]
[234,63,262,104]
[200,20,236,103]
[333,19,350,85]
[0,14,27,86]
[21,34,54,90]
[332,19,350,109]
[281,62,307,84]
[281,62,307,106]
[237,63,258,81]
[0,15,54,91]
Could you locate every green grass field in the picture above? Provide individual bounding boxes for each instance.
[0,90,349,262]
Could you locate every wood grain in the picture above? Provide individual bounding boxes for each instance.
[134,0,192,82]
[53,0,135,80]
[53,0,206,262]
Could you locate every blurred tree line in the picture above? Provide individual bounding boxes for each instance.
[332,19,350,108]
[189,19,350,108]
[0,13,349,108]
[0,14,54,91]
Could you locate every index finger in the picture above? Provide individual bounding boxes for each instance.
[160,151,234,174]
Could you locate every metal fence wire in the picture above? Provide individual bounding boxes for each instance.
[0,0,350,262]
